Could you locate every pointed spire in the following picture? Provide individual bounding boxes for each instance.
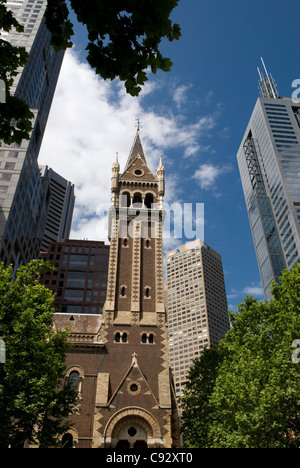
[124,130,147,171]
[158,156,164,170]
[112,152,120,170]
[156,156,165,200]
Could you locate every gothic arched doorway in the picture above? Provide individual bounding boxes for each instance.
[116,423,148,449]
[104,408,162,448]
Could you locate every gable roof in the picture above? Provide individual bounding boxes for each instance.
[108,354,159,409]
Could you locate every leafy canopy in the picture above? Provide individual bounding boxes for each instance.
[181,265,300,449]
[45,0,181,96]
[0,0,181,144]
[0,0,34,145]
[0,260,78,448]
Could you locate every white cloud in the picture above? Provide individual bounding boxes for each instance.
[243,286,264,297]
[172,84,192,109]
[193,163,233,191]
[39,49,220,243]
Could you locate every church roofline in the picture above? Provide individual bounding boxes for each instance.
[123,130,147,172]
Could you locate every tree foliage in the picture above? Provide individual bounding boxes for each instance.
[0,0,181,145]
[0,0,34,145]
[0,260,78,448]
[181,265,300,449]
[45,0,181,96]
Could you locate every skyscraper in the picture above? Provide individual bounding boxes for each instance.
[53,132,180,448]
[166,239,230,399]
[39,166,75,252]
[40,239,109,316]
[0,0,65,268]
[237,60,300,300]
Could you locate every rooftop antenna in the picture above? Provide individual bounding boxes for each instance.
[257,57,279,99]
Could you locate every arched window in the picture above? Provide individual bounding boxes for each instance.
[133,192,143,208]
[144,193,154,209]
[121,286,126,297]
[141,333,155,344]
[141,334,147,344]
[145,239,150,249]
[115,332,128,343]
[62,433,73,449]
[120,192,131,208]
[148,334,154,344]
[123,238,128,247]
[69,371,80,392]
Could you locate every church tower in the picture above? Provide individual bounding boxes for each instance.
[91,131,180,448]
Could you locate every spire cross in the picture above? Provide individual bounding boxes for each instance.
[135,118,142,132]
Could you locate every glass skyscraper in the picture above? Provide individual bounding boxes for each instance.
[237,67,300,300]
[0,0,65,269]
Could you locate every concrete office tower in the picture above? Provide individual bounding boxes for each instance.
[166,239,230,399]
[0,0,65,268]
[39,166,75,252]
[237,60,300,300]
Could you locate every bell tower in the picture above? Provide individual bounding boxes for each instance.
[92,131,180,449]
[105,130,166,325]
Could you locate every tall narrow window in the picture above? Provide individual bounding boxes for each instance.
[121,286,126,297]
[142,334,147,344]
[69,371,80,392]
[145,193,154,209]
[120,192,131,208]
[149,334,154,344]
[145,287,150,298]
[133,192,143,207]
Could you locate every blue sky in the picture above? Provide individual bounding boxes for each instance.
[39,0,299,310]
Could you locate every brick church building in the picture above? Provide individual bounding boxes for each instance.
[53,132,180,448]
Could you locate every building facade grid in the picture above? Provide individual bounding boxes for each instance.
[237,97,300,299]
[0,0,65,269]
[166,239,230,398]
